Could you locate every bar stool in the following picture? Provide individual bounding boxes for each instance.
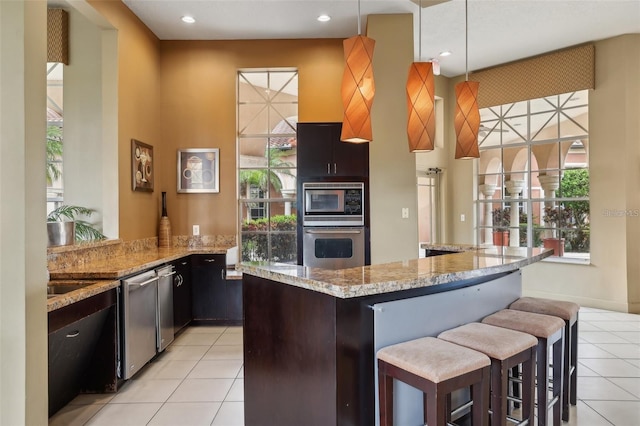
[377,336,491,426]
[483,309,564,425]
[438,323,537,426]
[509,297,579,421]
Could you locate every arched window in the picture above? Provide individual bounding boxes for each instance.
[477,90,590,260]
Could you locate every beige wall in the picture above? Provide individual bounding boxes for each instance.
[90,1,345,240]
[368,14,421,263]
[0,1,49,424]
[88,0,162,241]
[159,39,344,237]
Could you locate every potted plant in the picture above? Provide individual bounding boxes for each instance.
[492,207,510,246]
[47,205,106,246]
[542,205,570,256]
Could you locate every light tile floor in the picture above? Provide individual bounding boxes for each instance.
[50,307,640,426]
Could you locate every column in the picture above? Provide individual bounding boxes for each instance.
[505,180,525,247]
[281,189,296,216]
[479,184,497,244]
[539,175,560,238]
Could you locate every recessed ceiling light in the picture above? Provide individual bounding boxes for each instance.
[317,14,331,22]
[181,16,196,24]
[439,50,452,57]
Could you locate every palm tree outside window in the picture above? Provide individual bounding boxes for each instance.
[237,69,298,263]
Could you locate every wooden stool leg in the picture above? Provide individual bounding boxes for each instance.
[472,367,490,426]
[378,362,394,426]
[553,335,564,426]
[562,321,570,421]
[522,348,536,426]
[491,362,507,426]
[570,318,578,405]
[537,340,550,426]
[425,384,447,426]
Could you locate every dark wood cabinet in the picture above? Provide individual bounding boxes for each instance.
[297,122,369,178]
[48,289,118,417]
[226,279,243,322]
[191,254,243,324]
[172,257,192,332]
[191,254,227,320]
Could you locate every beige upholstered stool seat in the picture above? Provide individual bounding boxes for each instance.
[377,336,491,383]
[377,336,491,425]
[439,323,538,426]
[509,297,579,321]
[438,322,538,360]
[510,297,580,422]
[483,309,565,426]
[482,309,564,338]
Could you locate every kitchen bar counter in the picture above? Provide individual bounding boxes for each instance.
[238,246,550,298]
[240,247,551,426]
[48,244,237,312]
[49,246,233,280]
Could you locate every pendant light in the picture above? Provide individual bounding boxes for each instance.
[406,0,435,152]
[454,0,480,159]
[341,0,375,143]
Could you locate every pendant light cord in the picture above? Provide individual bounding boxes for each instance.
[357,0,362,35]
[419,0,422,61]
[465,0,469,81]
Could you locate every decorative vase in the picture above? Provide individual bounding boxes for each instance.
[158,192,172,248]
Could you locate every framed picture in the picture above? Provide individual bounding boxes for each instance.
[132,139,154,192]
[177,148,220,193]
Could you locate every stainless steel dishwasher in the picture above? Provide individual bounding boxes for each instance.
[155,265,175,352]
[122,270,158,380]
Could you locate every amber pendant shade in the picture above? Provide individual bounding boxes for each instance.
[406,62,435,152]
[454,80,480,159]
[341,35,375,143]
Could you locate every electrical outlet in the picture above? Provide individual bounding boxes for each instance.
[460,214,466,222]
[192,225,200,236]
[402,208,409,219]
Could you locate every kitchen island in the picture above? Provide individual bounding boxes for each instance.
[238,246,551,426]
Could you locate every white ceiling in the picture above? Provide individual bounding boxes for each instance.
[120,0,640,77]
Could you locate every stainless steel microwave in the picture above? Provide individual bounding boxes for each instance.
[302,182,364,226]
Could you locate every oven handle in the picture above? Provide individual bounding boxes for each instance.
[304,229,363,235]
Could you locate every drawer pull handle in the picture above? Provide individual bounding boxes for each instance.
[66,330,80,338]
[204,259,216,263]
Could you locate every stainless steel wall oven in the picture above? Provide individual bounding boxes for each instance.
[301,182,366,269]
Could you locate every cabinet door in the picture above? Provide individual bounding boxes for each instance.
[332,137,369,177]
[48,307,110,416]
[297,122,369,178]
[226,279,243,322]
[172,257,192,332]
[191,254,226,320]
[297,122,335,177]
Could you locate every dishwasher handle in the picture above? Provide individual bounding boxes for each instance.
[158,270,176,279]
[127,276,159,289]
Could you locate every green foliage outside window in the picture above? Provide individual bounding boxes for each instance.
[241,214,296,263]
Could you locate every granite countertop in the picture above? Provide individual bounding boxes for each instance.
[48,246,234,280]
[47,245,238,312]
[47,280,120,312]
[238,246,552,299]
